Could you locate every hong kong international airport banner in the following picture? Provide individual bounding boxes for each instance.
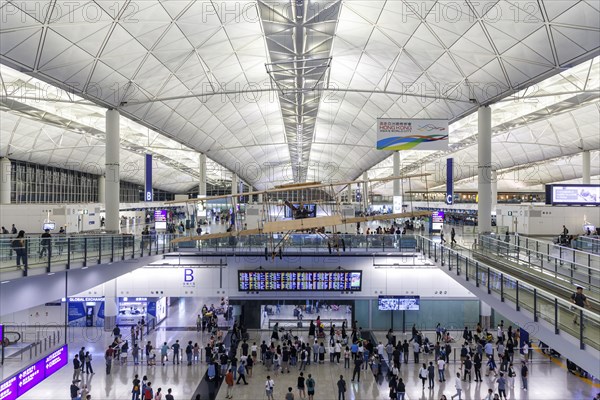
[377,119,449,151]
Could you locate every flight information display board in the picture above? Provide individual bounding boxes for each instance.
[238,270,362,291]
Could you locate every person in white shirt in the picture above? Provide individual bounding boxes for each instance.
[450,372,462,400]
[437,358,446,382]
[521,342,529,362]
[482,388,494,400]
[377,342,385,360]
[265,376,275,400]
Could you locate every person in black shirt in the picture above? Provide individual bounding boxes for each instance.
[72,355,81,382]
[402,340,409,364]
[427,361,435,389]
[165,388,175,400]
[351,357,362,382]
[70,381,80,400]
[39,229,52,257]
[337,375,346,400]
[463,356,472,381]
[571,286,590,325]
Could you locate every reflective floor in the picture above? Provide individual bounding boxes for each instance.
[3,297,597,400]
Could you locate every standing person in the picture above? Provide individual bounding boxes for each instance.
[143,382,153,400]
[155,388,163,400]
[72,354,82,382]
[165,388,174,400]
[396,378,406,400]
[225,369,234,399]
[105,348,113,375]
[84,351,94,374]
[402,340,409,364]
[131,374,141,400]
[507,362,516,388]
[185,341,193,366]
[132,343,140,365]
[450,372,462,400]
[265,375,275,400]
[160,342,169,365]
[571,286,591,325]
[520,361,528,391]
[413,341,420,364]
[427,361,435,389]
[463,356,472,382]
[418,363,428,389]
[337,375,346,400]
[39,228,52,257]
[70,381,80,400]
[496,372,507,400]
[297,372,306,399]
[285,387,294,400]
[437,357,446,382]
[306,374,315,400]
[12,230,27,268]
[171,340,181,365]
[474,352,482,382]
[351,355,362,382]
[344,346,350,369]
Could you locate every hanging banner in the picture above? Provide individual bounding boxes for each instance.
[377,119,449,151]
[446,158,454,205]
[145,154,153,202]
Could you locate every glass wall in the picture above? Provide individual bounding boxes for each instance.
[356,299,480,332]
[9,160,174,204]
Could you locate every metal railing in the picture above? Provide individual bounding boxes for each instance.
[500,234,600,270]
[0,233,177,276]
[574,236,600,255]
[192,233,419,254]
[417,236,600,352]
[477,234,600,294]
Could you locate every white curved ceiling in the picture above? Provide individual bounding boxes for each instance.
[0,0,599,191]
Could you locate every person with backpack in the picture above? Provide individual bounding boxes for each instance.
[131,374,141,400]
[306,374,315,400]
[143,382,154,400]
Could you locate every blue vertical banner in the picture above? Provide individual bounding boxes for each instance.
[145,154,153,202]
[446,158,454,205]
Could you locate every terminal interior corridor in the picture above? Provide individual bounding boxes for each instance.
[4,298,597,400]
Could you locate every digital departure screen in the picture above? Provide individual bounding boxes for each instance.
[238,270,362,291]
[378,295,420,311]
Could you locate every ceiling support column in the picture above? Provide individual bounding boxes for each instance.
[105,109,120,233]
[478,106,492,234]
[582,150,591,184]
[0,157,11,205]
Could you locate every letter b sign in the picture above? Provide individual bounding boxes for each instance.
[184,269,194,282]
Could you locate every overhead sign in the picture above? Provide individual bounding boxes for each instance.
[0,344,68,400]
[446,158,454,205]
[145,154,153,202]
[377,118,449,151]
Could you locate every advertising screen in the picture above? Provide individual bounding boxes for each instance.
[378,296,420,311]
[238,271,362,291]
[154,210,167,230]
[432,211,444,231]
[551,185,600,205]
[377,118,449,151]
[155,297,167,322]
